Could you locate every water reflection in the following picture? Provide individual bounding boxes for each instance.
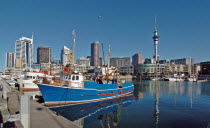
[134,81,203,108]
[154,82,160,128]
[50,81,210,128]
[50,93,137,128]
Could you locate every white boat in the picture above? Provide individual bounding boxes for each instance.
[169,77,184,82]
[169,73,184,82]
[187,76,197,82]
[197,79,208,82]
[18,71,54,92]
[151,78,160,81]
[187,58,197,82]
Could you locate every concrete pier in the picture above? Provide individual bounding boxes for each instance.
[0,79,79,128]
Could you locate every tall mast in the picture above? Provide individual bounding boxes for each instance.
[30,32,33,72]
[71,30,76,72]
[72,30,76,58]
[20,39,22,74]
[107,45,111,69]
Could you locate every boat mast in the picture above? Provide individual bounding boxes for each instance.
[65,30,76,73]
[30,32,33,72]
[101,43,106,74]
[72,30,76,72]
[20,39,22,75]
[107,45,111,74]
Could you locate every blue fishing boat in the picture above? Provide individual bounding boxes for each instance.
[37,73,134,107]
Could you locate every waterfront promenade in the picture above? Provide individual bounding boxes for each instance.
[0,79,79,128]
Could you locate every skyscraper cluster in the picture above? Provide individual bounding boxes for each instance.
[3,17,203,77]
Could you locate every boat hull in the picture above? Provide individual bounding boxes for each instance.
[187,77,197,82]
[37,81,134,107]
[169,78,184,82]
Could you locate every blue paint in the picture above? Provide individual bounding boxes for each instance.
[37,81,134,103]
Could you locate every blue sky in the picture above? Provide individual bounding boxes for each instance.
[0,0,210,71]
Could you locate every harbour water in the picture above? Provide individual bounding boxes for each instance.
[50,80,210,128]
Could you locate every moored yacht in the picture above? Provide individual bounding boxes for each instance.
[187,75,197,82]
[18,71,54,92]
[169,74,184,82]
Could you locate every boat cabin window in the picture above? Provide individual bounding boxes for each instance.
[76,76,79,80]
[68,75,71,80]
[72,75,75,80]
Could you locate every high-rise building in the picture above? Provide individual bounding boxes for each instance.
[6,52,15,68]
[15,37,33,68]
[144,58,155,64]
[100,57,103,67]
[51,60,61,64]
[110,57,131,67]
[153,17,159,64]
[61,46,71,66]
[76,57,90,66]
[170,58,193,65]
[91,41,100,67]
[159,59,170,64]
[132,53,143,65]
[37,46,51,64]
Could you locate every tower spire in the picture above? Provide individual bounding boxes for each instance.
[153,16,159,64]
[154,16,157,31]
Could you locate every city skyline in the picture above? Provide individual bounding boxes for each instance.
[0,0,210,71]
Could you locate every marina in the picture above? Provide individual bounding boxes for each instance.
[51,80,210,128]
[1,1,210,128]
[1,78,210,127]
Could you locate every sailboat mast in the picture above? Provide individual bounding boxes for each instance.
[107,45,110,69]
[30,32,33,72]
[69,30,76,72]
[72,30,76,65]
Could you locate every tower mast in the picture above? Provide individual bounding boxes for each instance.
[153,16,159,64]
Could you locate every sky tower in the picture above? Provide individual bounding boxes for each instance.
[153,16,159,64]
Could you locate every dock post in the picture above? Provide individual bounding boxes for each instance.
[2,81,7,99]
[20,94,30,128]
[19,77,23,94]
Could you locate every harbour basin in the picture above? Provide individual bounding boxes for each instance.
[50,80,210,128]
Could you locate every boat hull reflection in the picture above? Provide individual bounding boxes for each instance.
[50,93,135,127]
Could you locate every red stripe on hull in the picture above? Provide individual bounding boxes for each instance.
[81,95,135,111]
[81,88,134,96]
